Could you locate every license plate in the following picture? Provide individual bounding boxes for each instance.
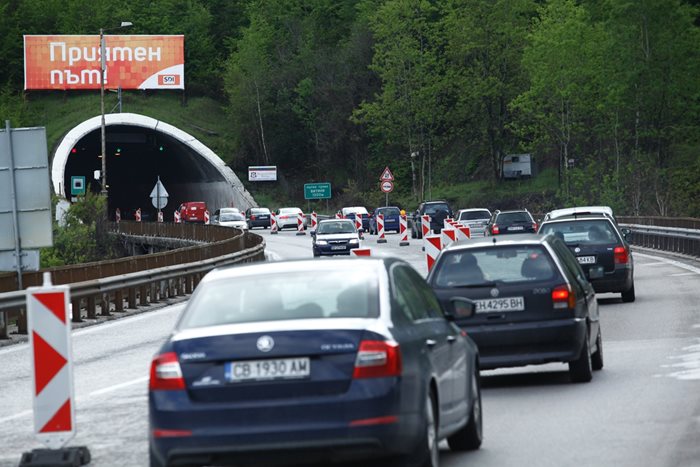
[331,245,346,250]
[577,256,596,264]
[508,226,524,231]
[474,297,525,313]
[225,357,310,382]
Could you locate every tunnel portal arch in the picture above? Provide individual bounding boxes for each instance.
[52,113,256,220]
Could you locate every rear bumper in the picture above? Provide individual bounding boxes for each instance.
[590,267,633,293]
[149,379,419,466]
[248,220,271,228]
[463,317,587,370]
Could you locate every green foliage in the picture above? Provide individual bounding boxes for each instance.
[41,192,116,267]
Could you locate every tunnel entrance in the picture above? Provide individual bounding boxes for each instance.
[52,113,255,221]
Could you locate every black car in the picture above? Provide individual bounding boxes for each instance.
[149,257,482,467]
[486,209,537,235]
[245,207,272,229]
[311,219,362,256]
[411,201,454,239]
[427,234,602,383]
[538,214,635,302]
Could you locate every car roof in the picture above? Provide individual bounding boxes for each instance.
[546,206,613,220]
[442,233,550,252]
[540,215,618,228]
[203,257,399,284]
[319,218,353,224]
[457,208,491,214]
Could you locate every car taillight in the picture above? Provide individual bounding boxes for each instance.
[532,222,538,231]
[491,224,500,235]
[614,246,629,264]
[149,352,185,390]
[251,215,256,220]
[353,340,402,379]
[552,285,576,309]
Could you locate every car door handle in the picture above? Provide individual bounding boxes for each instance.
[447,335,457,343]
[425,339,437,348]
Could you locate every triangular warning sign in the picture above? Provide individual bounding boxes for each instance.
[33,331,67,396]
[379,166,394,181]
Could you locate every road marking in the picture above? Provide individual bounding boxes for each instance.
[0,409,33,424]
[670,272,696,277]
[89,376,149,396]
[639,261,667,266]
[634,252,700,275]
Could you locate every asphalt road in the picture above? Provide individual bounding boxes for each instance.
[0,228,698,467]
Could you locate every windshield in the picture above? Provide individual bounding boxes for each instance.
[179,270,380,328]
[540,219,619,245]
[424,203,449,215]
[317,221,356,234]
[459,210,491,221]
[433,246,558,287]
[220,213,244,221]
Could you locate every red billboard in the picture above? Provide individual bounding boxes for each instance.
[24,35,185,90]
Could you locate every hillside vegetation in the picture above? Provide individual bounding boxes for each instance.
[1,0,699,216]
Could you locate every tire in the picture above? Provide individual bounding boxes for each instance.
[591,329,604,371]
[396,391,439,467]
[569,331,593,383]
[621,283,635,303]
[411,227,417,239]
[447,368,483,451]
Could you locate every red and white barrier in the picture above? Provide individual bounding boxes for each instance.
[27,273,75,448]
[270,212,278,234]
[399,215,410,246]
[351,248,371,257]
[174,210,181,223]
[421,214,431,250]
[425,234,442,272]
[115,208,121,223]
[296,212,306,235]
[441,227,457,248]
[354,214,363,232]
[311,211,318,231]
[204,210,210,225]
[135,208,142,222]
[456,226,471,241]
[376,214,387,244]
[157,211,164,223]
[335,212,342,219]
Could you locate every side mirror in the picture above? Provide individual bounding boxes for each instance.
[620,228,632,241]
[310,230,316,238]
[447,297,476,319]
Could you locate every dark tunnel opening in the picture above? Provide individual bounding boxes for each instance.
[63,125,236,221]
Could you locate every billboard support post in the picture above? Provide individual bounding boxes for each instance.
[5,120,23,290]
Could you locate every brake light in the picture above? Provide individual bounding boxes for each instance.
[149,352,185,390]
[614,246,629,264]
[153,429,192,438]
[491,224,500,235]
[349,415,399,427]
[532,222,538,231]
[552,285,576,309]
[251,215,256,220]
[353,340,402,379]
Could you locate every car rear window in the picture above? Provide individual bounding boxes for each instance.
[179,270,380,329]
[540,219,619,245]
[497,212,532,223]
[424,203,449,215]
[251,208,270,214]
[459,210,490,221]
[433,246,558,287]
[220,213,244,221]
[378,207,400,217]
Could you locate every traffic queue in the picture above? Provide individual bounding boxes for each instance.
[147,203,634,467]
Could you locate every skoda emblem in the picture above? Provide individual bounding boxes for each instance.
[574,247,581,253]
[256,335,274,352]
[490,288,500,298]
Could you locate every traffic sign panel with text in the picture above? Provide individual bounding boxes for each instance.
[304,183,331,200]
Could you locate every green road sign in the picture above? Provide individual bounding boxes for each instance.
[71,176,86,195]
[304,182,331,200]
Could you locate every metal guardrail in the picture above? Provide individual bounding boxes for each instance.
[620,223,700,258]
[0,222,265,339]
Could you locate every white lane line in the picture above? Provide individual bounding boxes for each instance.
[670,272,697,277]
[635,252,700,275]
[639,262,667,266]
[89,376,149,396]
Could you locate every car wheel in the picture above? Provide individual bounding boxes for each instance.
[591,328,604,371]
[569,331,593,383]
[394,390,439,467]
[411,228,416,239]
[447,368,483,451]
[621,283,635,302]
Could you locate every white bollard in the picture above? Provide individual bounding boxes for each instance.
[377,214,387,244]
[296,212,306,235]
[399,215,410,246]
[270,212,278,234]
[425,234,442,272]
